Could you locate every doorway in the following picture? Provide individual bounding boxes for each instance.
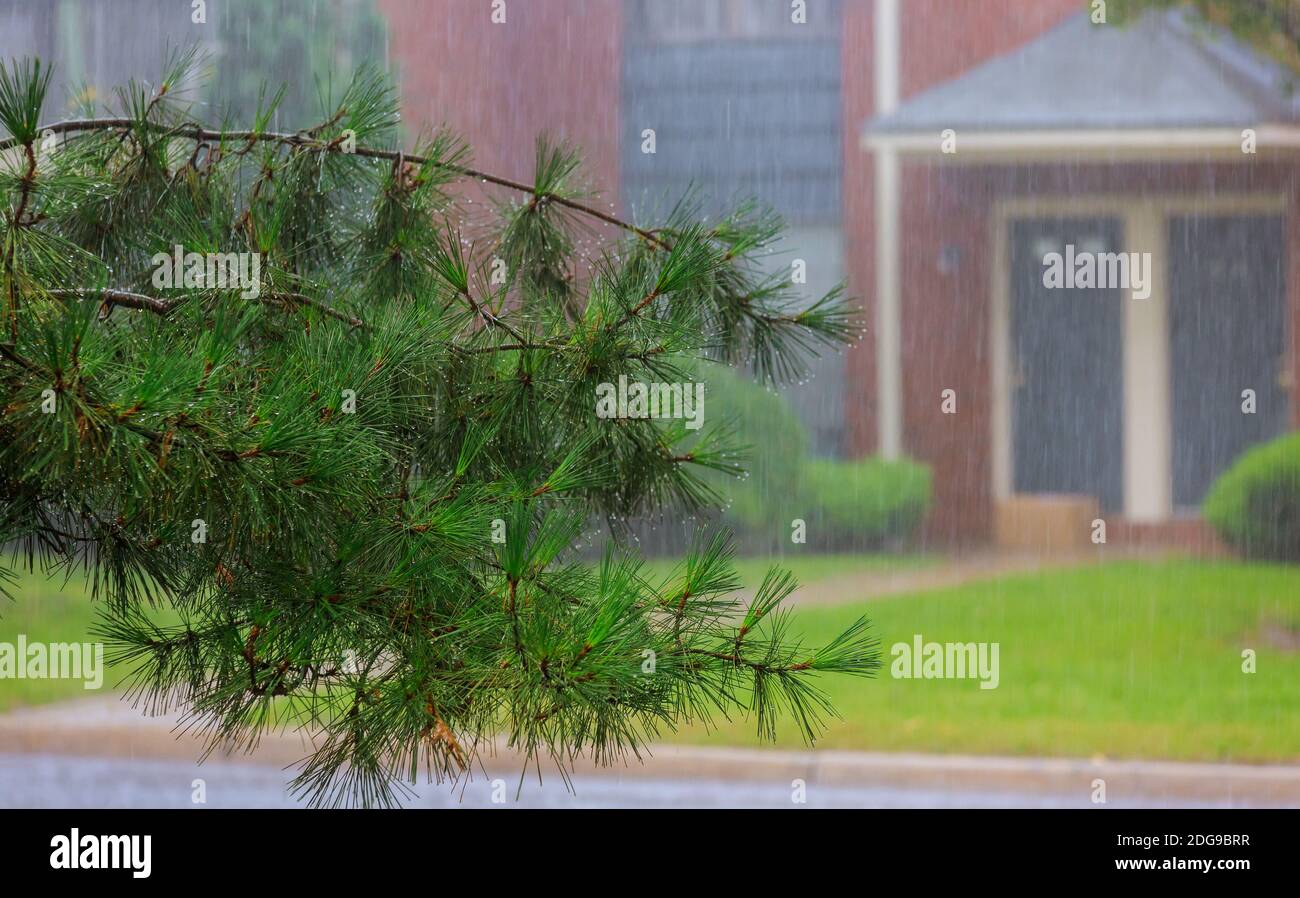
[1169,215,1288,509]
[1009,217,1125,512]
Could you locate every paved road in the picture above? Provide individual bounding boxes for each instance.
[0,753,1247,809]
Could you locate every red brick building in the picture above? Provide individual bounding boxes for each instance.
[378,1,1300,549]
[377,0,623,194]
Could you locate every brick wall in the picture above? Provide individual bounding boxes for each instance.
[377,0,622,192]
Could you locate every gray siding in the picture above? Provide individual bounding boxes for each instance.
[621,38,842,226]
[0,0,206,121]
[620,26,848,456]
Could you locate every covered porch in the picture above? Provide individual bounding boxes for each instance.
[861,10,1300,548]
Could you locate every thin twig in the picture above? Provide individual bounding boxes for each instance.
[46,287,367,329]
[2,118,671,250]
[48,288,178,314]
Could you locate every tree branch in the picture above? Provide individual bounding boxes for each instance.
[2,117,671,251]
[47,288,367,329]
[47,288,179,314]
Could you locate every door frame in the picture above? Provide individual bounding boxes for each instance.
[990,194,1288,523]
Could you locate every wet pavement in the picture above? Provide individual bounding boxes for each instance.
[0,753,1251,809]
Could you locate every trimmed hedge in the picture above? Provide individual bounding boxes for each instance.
[1204,432,1300,562]
[802,456,932,549]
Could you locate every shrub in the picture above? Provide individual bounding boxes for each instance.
[801,456,932,550]
[1204,432,1300,562]
[704,365,807,530]
[702,365,931,550]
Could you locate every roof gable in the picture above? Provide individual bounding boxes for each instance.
[867,10,1300,136]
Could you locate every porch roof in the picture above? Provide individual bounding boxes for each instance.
[863,10,1300,156]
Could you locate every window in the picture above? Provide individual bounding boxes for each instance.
[627,0,838,43]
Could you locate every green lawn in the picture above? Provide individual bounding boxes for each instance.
[0,564,187,712]
[674,560,1300,764]
[4,557,1299,764]
[0,565,111,710]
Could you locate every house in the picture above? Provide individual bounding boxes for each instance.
[860,3,1300,547]
[382,0,1300,550]
[10,0,1292,550]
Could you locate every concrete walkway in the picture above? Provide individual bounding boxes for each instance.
[2,697,1296,808]
[785,548,1165,606]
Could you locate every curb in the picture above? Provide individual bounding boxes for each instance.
[2,700,1296,806]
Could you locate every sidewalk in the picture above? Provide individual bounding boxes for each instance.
[3,697,1296,807]
[786,547,1169,606]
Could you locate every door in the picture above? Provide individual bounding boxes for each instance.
[1010,218,1125,512]
[1169,215,1288,509]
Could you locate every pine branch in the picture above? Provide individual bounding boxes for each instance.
[0,54,877,808]
[45,288,366,328]
[0,117,670,250]
[47,288,178,314]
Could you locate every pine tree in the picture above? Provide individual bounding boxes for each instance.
[0,52,879,807]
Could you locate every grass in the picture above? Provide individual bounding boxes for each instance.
[673,560,1300,764]
[0,565,119,711]
[0,564,183,711]
[3,556,1299,764]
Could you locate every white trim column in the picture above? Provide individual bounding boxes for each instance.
[874,0,902,459]
[990,211,1012,500]
[1122,206,1172,521]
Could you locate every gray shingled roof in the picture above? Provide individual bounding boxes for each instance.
[866,10,1300,136]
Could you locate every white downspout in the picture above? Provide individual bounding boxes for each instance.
[874,0,902,459]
